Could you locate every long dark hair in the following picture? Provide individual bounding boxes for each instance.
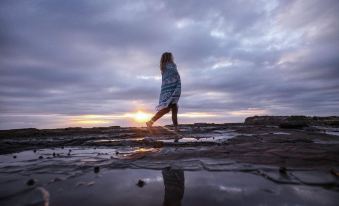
[160,52,174,74]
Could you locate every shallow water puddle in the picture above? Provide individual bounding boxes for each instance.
[91,137,145,143]
[1,147,338,205]
[87,132,238,145]
[273,132,290,135]
[158,130,240,143]
[0,147,159,169]
[0,168,338,206]
[325,130,339,136]
[313,126,339,137]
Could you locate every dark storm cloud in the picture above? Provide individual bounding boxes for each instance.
[1,0,339,129]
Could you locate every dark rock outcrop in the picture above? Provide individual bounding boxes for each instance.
[245,115,339,128]
[244,116,288,125]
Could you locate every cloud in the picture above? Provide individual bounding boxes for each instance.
[1,0,339,129]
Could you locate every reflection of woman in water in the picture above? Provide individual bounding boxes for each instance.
[162,167,185,206]
[146,52,181,132]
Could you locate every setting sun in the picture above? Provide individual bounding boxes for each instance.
[132,111,152,123]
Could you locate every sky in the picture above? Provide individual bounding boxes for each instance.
[1,0,339,129]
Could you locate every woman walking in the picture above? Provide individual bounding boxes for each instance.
[146,52,181,132]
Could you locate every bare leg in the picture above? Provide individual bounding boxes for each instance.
[150,107,171,124]
[171,104,179,132]
[146,106,171,133]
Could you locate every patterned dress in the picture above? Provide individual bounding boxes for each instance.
[156,62,181,111]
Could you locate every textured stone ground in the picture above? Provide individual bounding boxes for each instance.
[1,124,339,205]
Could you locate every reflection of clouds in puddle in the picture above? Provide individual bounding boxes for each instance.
[160,130,240,143]
[0,146,159,169]
[314,126,339,136]
[89,135,253,144]
[80,158,98,162]
[312,127,339,144]
[1,148,338,206]
[143,176,163,183]
[92,138,144,143]
[218,185,243,193]
[273,132,290,135]
[1,168,337,206]
[325,131,339,136]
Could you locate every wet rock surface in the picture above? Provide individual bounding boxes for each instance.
[1,123,338,168]
[0,122,339,205]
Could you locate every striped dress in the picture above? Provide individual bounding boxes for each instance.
[156,62,181,111]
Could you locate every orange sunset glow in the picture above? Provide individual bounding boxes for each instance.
[126,111,153,123]
[69,111,153,126]
[66,110,224,128]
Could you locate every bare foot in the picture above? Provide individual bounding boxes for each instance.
[146,121,153,134]
[174,126,180,133]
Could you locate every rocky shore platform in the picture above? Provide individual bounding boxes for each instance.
[0,116,339,205]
